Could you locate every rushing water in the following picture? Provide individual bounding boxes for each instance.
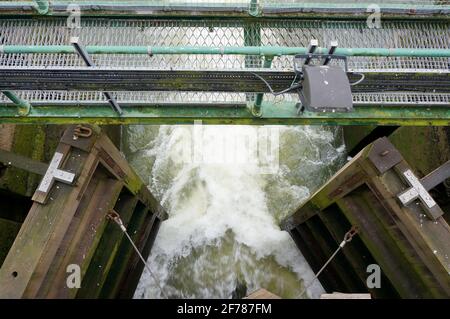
[123,125,346,299]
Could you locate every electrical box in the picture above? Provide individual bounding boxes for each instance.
[300,65,353,113]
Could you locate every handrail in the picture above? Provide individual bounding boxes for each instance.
[2,45,450,58]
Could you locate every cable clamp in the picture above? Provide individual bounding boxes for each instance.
[107,210,126,232]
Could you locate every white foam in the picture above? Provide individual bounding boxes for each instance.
[127,125,345,299]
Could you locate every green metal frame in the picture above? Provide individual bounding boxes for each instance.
[1,103,450,126]
[1,91,31,116]
[0,1,448,19]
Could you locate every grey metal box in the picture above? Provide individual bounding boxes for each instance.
[300,65,353,112]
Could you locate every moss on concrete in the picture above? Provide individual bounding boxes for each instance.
[343,125,377,154]
[389,127,450,178]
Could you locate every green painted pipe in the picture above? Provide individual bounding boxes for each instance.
[3,45,450,58]
[2,91,31,116]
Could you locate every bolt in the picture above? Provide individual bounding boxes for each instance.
[380,150,389,157]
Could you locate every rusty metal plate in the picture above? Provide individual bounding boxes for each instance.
[367,137,403,175]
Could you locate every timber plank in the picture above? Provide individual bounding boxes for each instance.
[117,213,161,298]
[318,206,399,298]
[290,224,340,293]
[303,217,361,293]
[76,190,138,298]
[368,168,450,296]
[100,203,150,298]
[337,193,435,298]
[0,143,85,298]
[43,172,122,298]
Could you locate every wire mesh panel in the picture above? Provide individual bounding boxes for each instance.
[1,18,448,70]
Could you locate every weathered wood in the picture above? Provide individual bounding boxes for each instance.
[76,190,138,298]
[0,125,47,197]
[0,217,21,267]
[318,206,399,298]
[100,203,152,298]
[337,193,434,298]
[42,172,122,298]
[0,143,90,298]
[0,124,15,151]
[0,149,48,176]
[117,214,161,298]
[282,137,450,298]
[303,217,361,293]
[289,224,341,293]
[245,289,281,299]
[0,125,167,299]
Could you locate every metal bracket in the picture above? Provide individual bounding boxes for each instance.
[397,168,444,220]
[70,37,123,116]
[2,91,32,116]
[294,40,348,73]
[32,151,76,204]
[61,124,98,152]
[73,124,93,140]
[397,160,450,220]
[367,137,403,175]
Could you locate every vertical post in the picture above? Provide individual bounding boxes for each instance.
[244,20,263,117]
[252,55,273,116]
[323,41,338,65]
[243,22,261,69]
[2,91,31,116]
[34,0,49,15]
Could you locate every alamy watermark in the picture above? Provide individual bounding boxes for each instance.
[367,4,382,29]
[66,263,81,289]
[66,4,81,29]
[366,264,381,289]
[168,121,280,174]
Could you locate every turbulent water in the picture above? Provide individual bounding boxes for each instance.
[122,125,346,299]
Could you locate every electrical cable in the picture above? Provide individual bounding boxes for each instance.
[251,72,302,96]
[350,72,365,86]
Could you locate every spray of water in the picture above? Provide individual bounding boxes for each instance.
[123,125,346,299]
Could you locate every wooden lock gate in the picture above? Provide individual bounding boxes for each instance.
[281,137,450,299]
[0,125,167,298]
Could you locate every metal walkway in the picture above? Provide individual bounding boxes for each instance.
[0,1,449,125]
[1,68,449,94]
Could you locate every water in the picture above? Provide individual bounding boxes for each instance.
[122,125,346,299]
